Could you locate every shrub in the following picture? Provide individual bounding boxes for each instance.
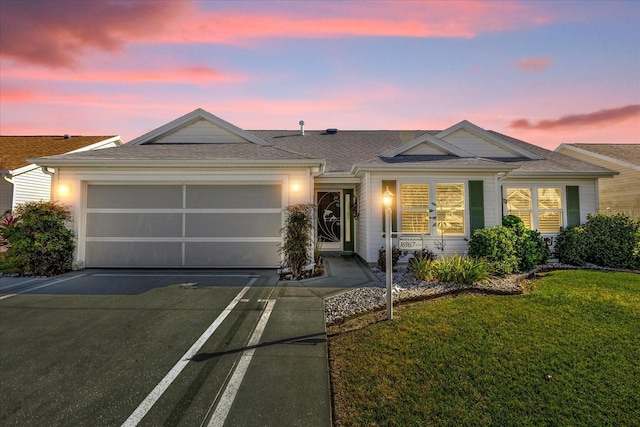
[377,246,404,272]
[2,201,75,276]
[1,209,15,247]
[407,248,436,272]
[412,254,489,285]
[583,212,640,269]
[556,212,640,269]
[279,203,314,279]
[555,225,587,266]
[468,226,518,276]
[410,256,434,281]
[502,215,551,271]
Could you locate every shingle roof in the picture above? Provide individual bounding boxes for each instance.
[32,142,315,163]
[488,132,614,175]
[29,128,614,177]
[0,135,118,171]
[567,143,640,166]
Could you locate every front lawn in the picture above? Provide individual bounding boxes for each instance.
[329,270,640,426]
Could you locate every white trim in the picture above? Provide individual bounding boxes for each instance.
[126,108,271,146]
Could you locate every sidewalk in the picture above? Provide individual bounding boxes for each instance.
[255,255,378,426]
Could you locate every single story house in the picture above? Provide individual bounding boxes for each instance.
[556,143,639,215]
[31,108,615,269]
[1,135,122,214]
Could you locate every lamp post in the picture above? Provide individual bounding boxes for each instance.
[383,188,394,320]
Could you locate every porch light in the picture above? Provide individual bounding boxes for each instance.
[58,184,71,197]
[291,182,301,192]
[383,187,394,320]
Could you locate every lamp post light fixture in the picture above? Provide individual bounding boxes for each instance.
[383,187,394,320]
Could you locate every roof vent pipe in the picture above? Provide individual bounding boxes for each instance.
[63,134,70,139]
[299,120,305,135]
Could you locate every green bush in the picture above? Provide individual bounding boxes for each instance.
[2,201,75,276]
[468,226,518,276]
[377,246,404,272]
[407,248,436,272]
[554,225,588,266]
[279,203,314,279]
[410,256,434,281]
[411,254,488,285]
[556,212,640,269]
[502,215,551,271]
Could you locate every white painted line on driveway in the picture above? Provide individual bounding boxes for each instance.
[94,274,259,278]
[121,277,258,427]
[0,294,16,300]
[207,299,276,427]
[19,274,87,294]
[0,277,44,291]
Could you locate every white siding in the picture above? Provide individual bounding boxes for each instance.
[355,175,369,261]
[443,129,520,158]
[403,143,448,155]
[365,172,499,263]
[12,167,51,207]
[156,119,249,144]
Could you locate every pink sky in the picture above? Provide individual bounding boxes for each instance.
[1,0,638,150]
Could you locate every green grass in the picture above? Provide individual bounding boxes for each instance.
[329,270,640,426]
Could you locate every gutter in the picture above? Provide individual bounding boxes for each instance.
[505,171,619,179]
[26,158,327,169]
[1,170,13,184]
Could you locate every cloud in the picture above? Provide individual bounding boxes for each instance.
[0,0,191,68]
[2,65,243,85]
[514,57,552,72]
[509,105,640,130]
[1,0,550,68]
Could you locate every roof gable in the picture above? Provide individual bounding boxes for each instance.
[381,131,475,158]
[127,108,271,146]
[437,120,543,160]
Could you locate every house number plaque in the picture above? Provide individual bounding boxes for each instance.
[398,235,424,250]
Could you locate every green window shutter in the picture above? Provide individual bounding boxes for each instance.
[382,180,397,235]
[468,180,485,236]
[566,186,580,226]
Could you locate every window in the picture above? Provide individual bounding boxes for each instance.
[400,182,465,236]
[537,188,562,233]
[401,184,430,234]
[506,187,563,232]
[506,188,533,228]
[435,183,465,236]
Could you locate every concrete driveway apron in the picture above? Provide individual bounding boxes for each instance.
[0,270,343,426]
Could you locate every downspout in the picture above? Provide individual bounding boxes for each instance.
[2,170,14,212]
[496,171,509,220]
[41,167,57,200]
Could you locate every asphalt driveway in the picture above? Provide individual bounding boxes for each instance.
[0,269,332,426]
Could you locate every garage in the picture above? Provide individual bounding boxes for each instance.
[84,183,283,268]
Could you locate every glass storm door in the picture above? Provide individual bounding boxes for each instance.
[317,191,342,250]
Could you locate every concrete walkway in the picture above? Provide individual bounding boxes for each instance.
[263,255,379,426]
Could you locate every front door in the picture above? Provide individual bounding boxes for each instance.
[316,191,342,250]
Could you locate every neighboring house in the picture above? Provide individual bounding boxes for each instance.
[556,143,639,215]
[31,108,615,269]
[1,135,122,214]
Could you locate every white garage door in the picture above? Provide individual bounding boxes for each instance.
[84,183,282,268]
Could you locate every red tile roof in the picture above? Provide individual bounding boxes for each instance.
[0,135,118,171]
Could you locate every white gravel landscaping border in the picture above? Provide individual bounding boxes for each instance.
[324,262,640,325]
